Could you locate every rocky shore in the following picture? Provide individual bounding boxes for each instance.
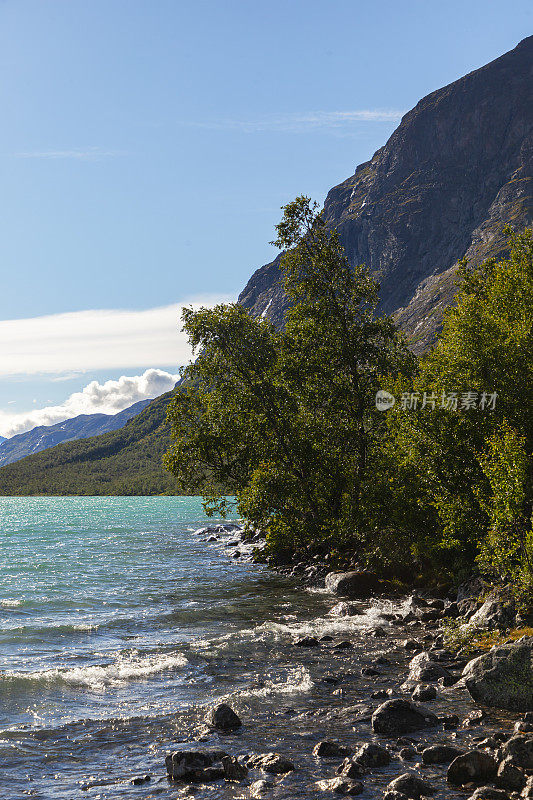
[155,523,533,800]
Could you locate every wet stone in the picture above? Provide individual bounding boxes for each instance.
[316,776,364,795]
[205,703,242,731]
[337,757,366,778]
[221,755,248,782]
[447,750,498,786]
[354,741,391,767]
[294,636,320,647]
[386,771,435,798]
[313,739,353,758]
[411,684,437,702]
[422,744,464,764]
[372,699,438,736]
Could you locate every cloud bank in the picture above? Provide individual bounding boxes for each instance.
[0,296,233,378]
[0,368,179,438]
[181,109,405,133]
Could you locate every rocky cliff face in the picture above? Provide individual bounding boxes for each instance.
[238,36,533,352]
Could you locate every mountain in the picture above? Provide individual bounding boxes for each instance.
[239,36,533,352]
[0,391,178,495]
[0,399,152,467]
[0,36,531,495]
[0,436,6,445]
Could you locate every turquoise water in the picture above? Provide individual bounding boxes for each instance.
[0,496,335,799]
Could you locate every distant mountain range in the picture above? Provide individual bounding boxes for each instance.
[0,399,151,467]
[0,36,531,495]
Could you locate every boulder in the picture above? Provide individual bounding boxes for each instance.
[411,684,437,702]
[462,639,533,711]
[386,772,435,798]
[165,749,228,780]
[372,699,438,736]
[257,753,295,774]
[422,745,463,764]
[447,750,498,786]
[221,756,248,782]
[383,793,410,800]
[496,757,526,791]
[324,571,381,598]
[500,734,533,769]
[316,777,364,795]
[337,758,366,778]
[205,703,242,731]
[353,742,390,767]
[294,636,320,647]
[403,652,452,685]
[469,594,516,630]
[313,740,352,758]
[466,788,514,799]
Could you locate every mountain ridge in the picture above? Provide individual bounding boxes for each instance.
[238,35,533,352]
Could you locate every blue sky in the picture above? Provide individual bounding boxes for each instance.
[0,0,531,435]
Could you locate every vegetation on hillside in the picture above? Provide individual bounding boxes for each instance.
[166,200,533,602]
[0,390,180,495]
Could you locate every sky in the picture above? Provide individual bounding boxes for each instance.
[0,0,531,436]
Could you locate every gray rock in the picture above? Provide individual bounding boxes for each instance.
[372,699,438,736]
[337,758,366,778]
[386,772,435,798]
[500,734,533,769]
[221,755,248,782]
[469,594,516,630]
[463,640,533,711]
[324,571,381,598]
[205,703,242,731]
[294,636,320,647]
[496,756,526,791]
[403,652,451,685]
[383,793,410,800]
[313,740,353,758]
[422,745,464,764]
[466,788,514,799]
[411,684,437,702]
[165,749,228,780]
[447,750,498,786]
[258,753,295,774]
[316,777,364,795]
[354,742,390,767]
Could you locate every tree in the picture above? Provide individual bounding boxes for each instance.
[165,197,413,560]
[386,229,533,593]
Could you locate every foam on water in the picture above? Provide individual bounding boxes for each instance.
[4,650,190,690]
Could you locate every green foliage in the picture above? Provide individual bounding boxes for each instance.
[386,229,533,594]
[165,196,414,560]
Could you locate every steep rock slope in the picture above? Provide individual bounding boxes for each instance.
[239,36,533,352]
[0,399,151,467]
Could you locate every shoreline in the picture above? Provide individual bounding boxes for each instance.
[169,522,533,799]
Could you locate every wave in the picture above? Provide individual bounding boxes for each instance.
[1,650,189,691]
[0,599,21,607]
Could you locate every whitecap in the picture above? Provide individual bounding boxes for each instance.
[4,651,189,691]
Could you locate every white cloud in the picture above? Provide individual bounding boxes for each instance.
[181,109,405,133]
[0,295,233,378]
[14,147,122,160]
[0,368,179,438]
